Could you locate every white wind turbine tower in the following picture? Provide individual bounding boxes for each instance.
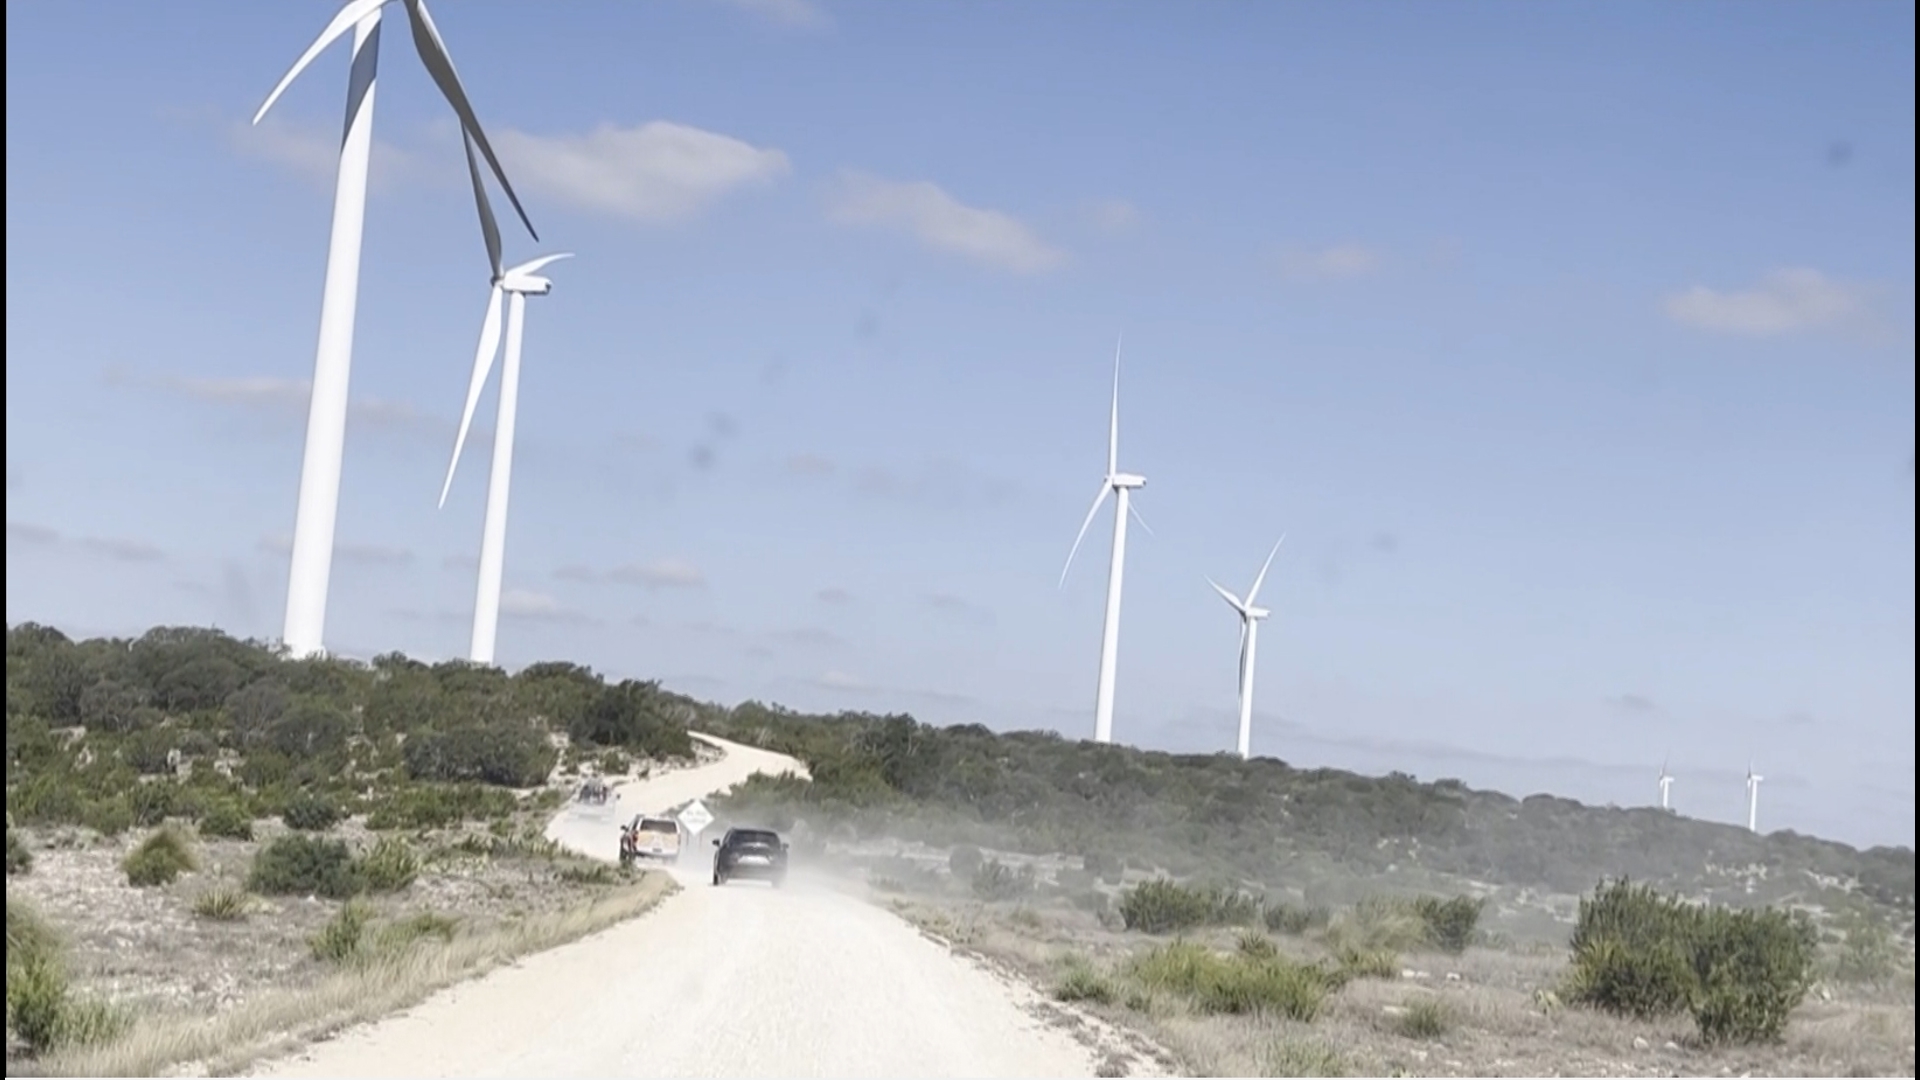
[1206,535,1286,760]
[437,134,571,666]
[1658,758,1674,810]
[1745,760,1764,834]
[253,0,537,659]
[1060,338,1151,745]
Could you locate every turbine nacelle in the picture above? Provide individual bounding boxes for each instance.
[1108,472,1147,490]
[1245,606,1271,621]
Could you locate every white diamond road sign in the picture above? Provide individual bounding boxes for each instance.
[676,799,714,836]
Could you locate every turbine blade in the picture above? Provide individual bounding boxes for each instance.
[1207,577,1248,614]
[438,285,504,508]
[508,252,574,277]
[1247,533,1287,607]
[1127,500,1154,537]
[1237,621,1249,693]
[253,0,390,125]
[403,0,538,241]
[461,130,503,279]
[1059,483,1112,588]
[1107,334,1122,478]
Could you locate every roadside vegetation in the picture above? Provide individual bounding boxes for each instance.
[5,624,692,1074]
[8,623,1914,1077]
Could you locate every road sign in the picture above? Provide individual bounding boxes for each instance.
[677,798,714,837]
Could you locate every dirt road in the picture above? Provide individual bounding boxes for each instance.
[254,735,1127,1078]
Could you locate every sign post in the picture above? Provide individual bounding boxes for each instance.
[677,798,715,847]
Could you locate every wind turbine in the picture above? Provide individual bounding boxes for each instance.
[1745,760,1764,834]
[1060,338,1151,745]
[1207,536,1286,760]
[437,134,571,666]
[253,0,537,659]
[1658,758,1674,811]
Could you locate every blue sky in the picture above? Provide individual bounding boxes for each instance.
[6,0,1913,848]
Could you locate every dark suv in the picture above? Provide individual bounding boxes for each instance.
[711,827,788,887]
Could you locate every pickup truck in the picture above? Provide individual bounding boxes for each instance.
[619,815,683,866]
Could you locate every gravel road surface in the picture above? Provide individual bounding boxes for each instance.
[253,735,1124,1078]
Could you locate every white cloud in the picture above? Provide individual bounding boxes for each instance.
[602,558,709,590]
[9,521,164,562]
[114,369,438,436]
[766,626,847,650]
[709,0,829,28]
[499,588,579,621]
[1276,243,1381,282]
[850,458,1021,509]
[813,669,870,691]
[925,592,995,626]
[228,117,426,194]
[495,122,790,225]
[785,453,838,477]
[825,170,1066,274]
[7,521,60,545]
[257,533,413,566]
[1085,198,1141,234]
[76,537,166,563]
[1663,268,1874,338]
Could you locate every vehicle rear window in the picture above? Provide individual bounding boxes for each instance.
[639,819,678,833]
[731,830,779,846]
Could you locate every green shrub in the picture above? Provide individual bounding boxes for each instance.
[1325,895,1432,955]
[1260,1039,1347,1078]
[123,824,198,887]
[1566,878,1817,1044]
[6,825,30,875]
[1237,930,1279,959]
[282,791,342,832]
[972,858,1034,901]
[1334,944,1401,981]
[250,833,361,898]
[1413,894,1485,954]
[374,911,458,952]
[197,799,255,841]
[1395,995,1451,1040]
[1686,906,1817,1045]
[1128,941,1328,1020]
[128,779,195,827]
[310,899,373,963]
[1828,910,1899,985]
[1118,878,1262,935]
[364,783,518,830]
[403,723,557,788]
[80,795,133,838]
[1566,879,1703,1019]
[5,902,125,1054]
[358,837,419,893]
[1054,958,1116,1004]
[1264,901,1330,936]
[192,884,251,921]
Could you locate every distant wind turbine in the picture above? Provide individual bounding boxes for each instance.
[1745,760,1764,834]
[1207,536,1286,760]
[254,0,537,659]
[438,135,571,666]
[1060,337,1152,745]
[1658,758,1674,811]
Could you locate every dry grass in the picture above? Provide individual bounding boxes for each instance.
[880,887,1917,1078]
[22,873,675,1078]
